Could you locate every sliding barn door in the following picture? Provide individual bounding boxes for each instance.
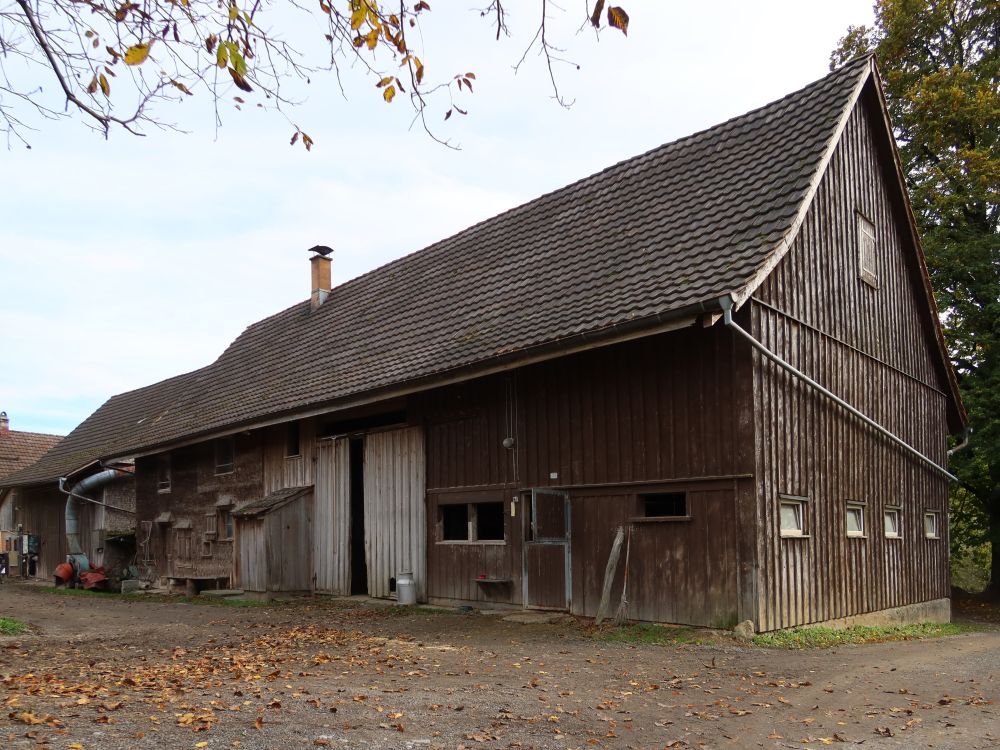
[314,438,351,594]
[364,426,426,600]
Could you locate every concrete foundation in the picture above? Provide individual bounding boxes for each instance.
[781,598,951,631]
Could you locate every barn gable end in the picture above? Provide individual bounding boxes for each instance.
[748,79,955,631]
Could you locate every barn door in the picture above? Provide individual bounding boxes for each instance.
[523,489,571,610]
[314,438,351,594]
[363,426,426,600]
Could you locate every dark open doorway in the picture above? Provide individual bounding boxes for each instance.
[349,437,367,595]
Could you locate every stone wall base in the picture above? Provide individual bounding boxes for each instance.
[800,598,951,631]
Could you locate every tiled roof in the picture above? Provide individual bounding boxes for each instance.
[0,429,63,481]
[234,486,312,518]
[1,369,203,486]
[5,57,878,483]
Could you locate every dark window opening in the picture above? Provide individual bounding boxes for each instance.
[321,410,407,438]
[157,453,171,492]
[215,437,235,475]
[220,510,234,540]
[476,502,505,541]
[285,422,301,457]
[441,504,469,541]
[642,492,687,518]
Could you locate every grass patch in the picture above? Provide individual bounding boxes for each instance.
[753,622,982,649]
[385,605,455,617]
[0,617,29,636]
[594,622,701,646]
[25,585,278,608]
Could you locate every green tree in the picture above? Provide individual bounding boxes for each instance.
[0,0,628,147]
[834,0,999,592]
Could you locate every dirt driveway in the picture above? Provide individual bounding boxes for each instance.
[1,585,997,750]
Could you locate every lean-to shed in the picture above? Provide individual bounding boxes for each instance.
[233,486,313,595]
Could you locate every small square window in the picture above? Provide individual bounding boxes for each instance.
[858,214,879,287]
[884,508,901,539]
[779,496,807,537]
[846,503,865,537]
[157,453,172,493]
[215,437,235,475]
[285,422,301,458]
[924,511,941,539]
[642,493,687,518]
[201,540,213,558]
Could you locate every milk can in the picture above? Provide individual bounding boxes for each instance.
[396,570,417,606]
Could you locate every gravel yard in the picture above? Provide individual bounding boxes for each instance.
[1,584,998,749]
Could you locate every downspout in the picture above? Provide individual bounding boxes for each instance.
[947,427,972,457]
[720,295,958,483]
[58,469,134,556]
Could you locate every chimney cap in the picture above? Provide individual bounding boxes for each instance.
[309,245,334,257]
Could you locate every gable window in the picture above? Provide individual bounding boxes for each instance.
[215,437,235,475]
[439,501,506,543]
[924,510,941,539]
[641,492,688,519]
[884,507,902,539]
[157,454,172,493]
[285,422,301,458]
[779,495,808,537]
[858,213,879,288]
[846,501,866,538]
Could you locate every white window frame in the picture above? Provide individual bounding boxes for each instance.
[884,506,902,539]
[779,494,808,538]
[846,501,866,538]
[924,510,941,539]
[858,213,879,288]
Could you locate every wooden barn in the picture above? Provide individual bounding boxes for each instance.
[5,56,966,630]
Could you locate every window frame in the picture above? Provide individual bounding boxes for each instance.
[437,501,506,545]
[636,492,689,522]
[884,506,902,539]
[779,494,809,538]
[924,510,941,539]
[285,422,301,459]
[858,212,879,288]
[846,500,866,538]
[156,453,172,493]
[214,436,235,476]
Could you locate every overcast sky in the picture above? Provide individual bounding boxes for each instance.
[0,1,874,436]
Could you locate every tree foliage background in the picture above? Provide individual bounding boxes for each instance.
[834,0,999,591]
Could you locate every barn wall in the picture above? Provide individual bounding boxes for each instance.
[414,327,757,622]
[135,432,263,583]
[751,93,952,631]
[262,419,318,493]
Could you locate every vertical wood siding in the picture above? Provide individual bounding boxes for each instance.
[569,487,739,627]
[364,426,427,600]
[517,326,750,487]
[313,438,351,594]
[751,95,951,631]
[236,519,266,592]
[262,420,317,493]
[425,489,522,605]
[264,494,314,591]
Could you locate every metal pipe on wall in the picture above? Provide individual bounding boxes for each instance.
[58,469,134,556]
[720,295,958,483]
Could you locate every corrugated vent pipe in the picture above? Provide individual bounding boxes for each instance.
[59,469,131,555]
